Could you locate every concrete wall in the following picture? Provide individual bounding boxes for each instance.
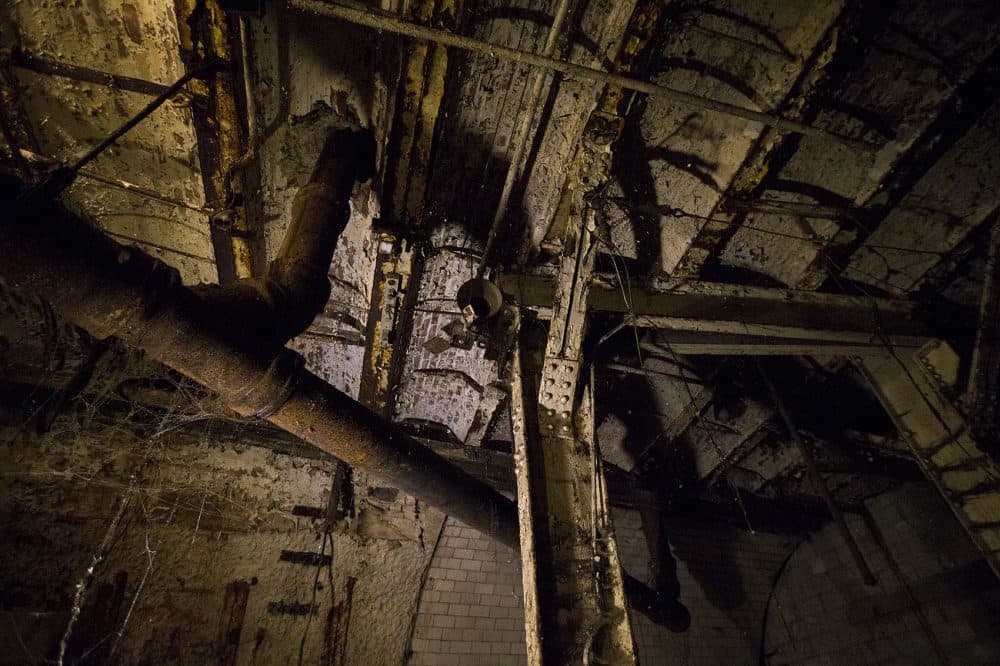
[765,484,1000,665]
[0,412,443,665]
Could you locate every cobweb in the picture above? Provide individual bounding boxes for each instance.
[0,279,257,664]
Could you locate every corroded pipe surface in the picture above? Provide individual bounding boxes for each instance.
[3,172,514,539]
[193,128,374,354]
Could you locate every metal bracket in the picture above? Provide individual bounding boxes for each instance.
[538,356,579,438]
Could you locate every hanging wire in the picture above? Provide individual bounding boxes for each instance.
[589,200,755,531]
[604,195,961,298]
[606,196,950,257]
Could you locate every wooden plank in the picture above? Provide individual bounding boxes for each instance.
[216,580,251,665]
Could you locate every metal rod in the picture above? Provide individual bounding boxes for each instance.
[860,508,949,665]
[18,148,211,214]
[291,0,872,150]
[70,64,212,174]
[11,49,196,99]
[479,0,574,274]
[602,361,706,384]
[757,360,878,585]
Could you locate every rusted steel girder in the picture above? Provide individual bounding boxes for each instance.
[175,0,258,282]
[1,172,681,630]
[859,343,1000,577]
[969,219,1000,448]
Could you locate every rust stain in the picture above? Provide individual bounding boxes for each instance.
[383,0,459,228]
[216,580,250,665]
[322,576,356,666]
[121,4,144,45]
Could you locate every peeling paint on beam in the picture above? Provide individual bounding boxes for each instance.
[381,0,459,229]
[841,100,1000,295]
[290,0,871,150]
[798,45,1000,291]
[175,0,258,283]
[670,1,852,279]
[717,2,1000,288]
[10,49,206,100]
[859,343,1000,576]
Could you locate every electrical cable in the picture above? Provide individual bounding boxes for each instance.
[589,202,756,531]
[756,537,808,666]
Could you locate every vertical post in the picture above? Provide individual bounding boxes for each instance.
[509,345,544,665]
[969,218,1000,446]
[175,0,258,282]
[513,202,636,662]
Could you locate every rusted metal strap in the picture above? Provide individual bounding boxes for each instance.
[229,348,306,418]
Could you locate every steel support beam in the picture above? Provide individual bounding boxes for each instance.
[969,219,1000,446]
[498,272,928,355]
[175,0,259,282]
[512,203,638,661]
[509,84,686,655]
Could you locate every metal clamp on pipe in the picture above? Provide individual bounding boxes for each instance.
[228,347,307,419]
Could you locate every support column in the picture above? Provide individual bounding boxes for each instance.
[512,204,636,662]
[969,219,1000,448]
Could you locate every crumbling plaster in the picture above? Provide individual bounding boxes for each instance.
[3,1,216,284]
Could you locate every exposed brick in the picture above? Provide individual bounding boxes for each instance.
[453,616,475,629]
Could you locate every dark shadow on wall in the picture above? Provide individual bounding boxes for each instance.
[593,335,748,619]
[612,96,665,276]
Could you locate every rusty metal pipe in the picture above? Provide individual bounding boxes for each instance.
[2,172,518,546]
[194,128,374,353]
[1,175,685,629]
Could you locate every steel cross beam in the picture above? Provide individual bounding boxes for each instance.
[498,272,929,356]
[504,267,1000,574]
